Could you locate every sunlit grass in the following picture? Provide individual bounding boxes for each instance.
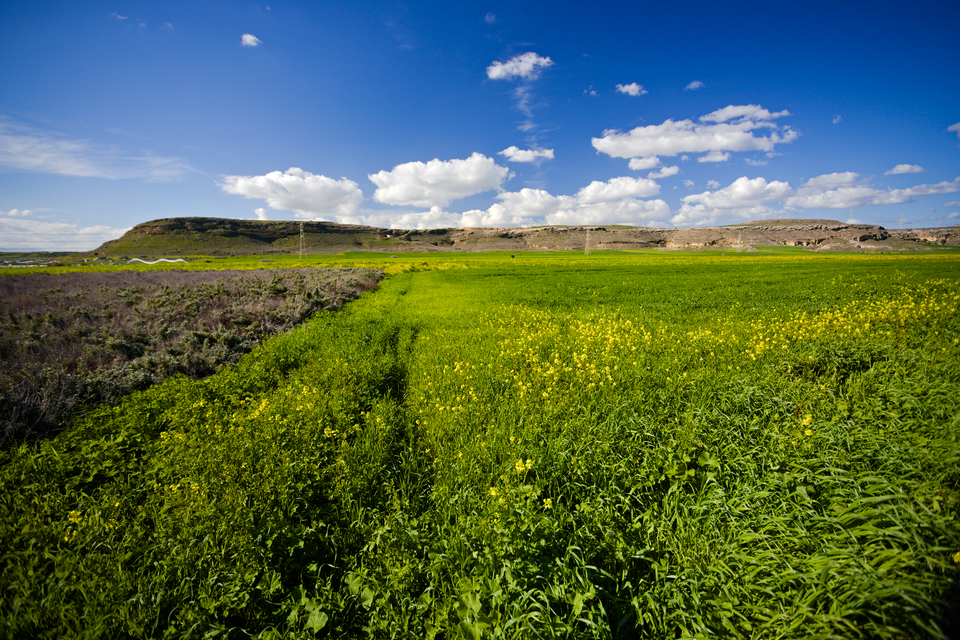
[1,252,958,638]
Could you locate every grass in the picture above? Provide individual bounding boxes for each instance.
[1,252,958,639]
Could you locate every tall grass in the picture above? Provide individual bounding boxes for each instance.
[1,253,958,638]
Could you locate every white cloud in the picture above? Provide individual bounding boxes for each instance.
[461,188,560,227]
[0,118,191,181]
[745,158,768,166]
[1,208,33,217]
[949,123,960,139]
[547,197,670,226]
[672,204,780,227]
[486,52,553,80]
[220,168,365,217]
[944,200,960,207]
[833,115,842,124]
[592,105,797,161]
[683,179,694,188]
[254,207,269,220]
[369,153,511,208]
[698,150,730,163]
[800,172,861,191]
[616,83,647,97]
[648,166,679,179]
[885,164,924,175]
[346,205,462,230]
[241,34,261,47]
[459,175,670,227]
[948,211,960,219]
[707,180,720,189]
[683,176,792,210]
[484,12,496,24]
[498,146,554,162]
[785,173,960,209]
[673,176,793,227]
[0,217,130,252]
[700,105,790,123]
[684,80,704,91]
[628,156,660,171]
[575,176,660,203]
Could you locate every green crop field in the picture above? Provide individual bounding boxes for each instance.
[2,252,959,639]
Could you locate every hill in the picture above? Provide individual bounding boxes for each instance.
[91,217,960,257]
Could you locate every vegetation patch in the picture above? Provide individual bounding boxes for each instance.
[0,253,958,638]
[0,267,381,442]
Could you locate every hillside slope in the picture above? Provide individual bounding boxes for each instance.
[92,217,960,256]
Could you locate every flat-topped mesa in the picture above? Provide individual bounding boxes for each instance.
[92,217,960,257]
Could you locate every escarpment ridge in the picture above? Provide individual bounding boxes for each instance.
[92,217,960,256]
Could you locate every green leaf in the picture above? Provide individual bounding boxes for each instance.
[305,609,328,632]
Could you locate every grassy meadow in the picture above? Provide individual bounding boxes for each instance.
[2,251,959,639]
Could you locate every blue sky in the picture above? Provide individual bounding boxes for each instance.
[1,0,958,251]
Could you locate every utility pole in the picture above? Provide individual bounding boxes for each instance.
[299,222,304,260]
[584,228,591,256]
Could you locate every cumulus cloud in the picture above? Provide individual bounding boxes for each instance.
[949,211,960,219]
[575,176,660,203]
[499,146,554,162]
[700,105,790,123]
[684,80,704,91]
[707,180,720,189]
[486,52,553,80]
[254,207,269,220]
[945,200,960,207]
[648,166,679,179]
[745,158,768,166]
[833,115,842,124]
[628,156,661,171]
[885,164,924,175]
[592,105,797,162]
[0,118,191,181]
[484,12,496,24]
[683,180,694,188]
[1,208,33,217]
[459,175,669,228]
[461,188,560,227]
[547,197,670,226]
[220,168,364,217]
[949,123,960,139]
[616,83,647,96]
[671,176,793,226]
[684,176,792,209]
[785,173,960,209]
[698,150,730,163]
[369,153,511,208]
[343,205,463,230]
[0,217,130,252]
[241,34,261,47]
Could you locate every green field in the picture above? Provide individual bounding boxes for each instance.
[2,252,959,638]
